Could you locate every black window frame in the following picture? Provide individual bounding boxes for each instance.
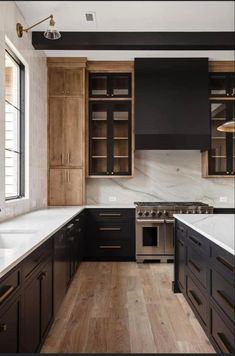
[5,45,25,201]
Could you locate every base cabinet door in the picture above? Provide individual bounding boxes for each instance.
[20,275,40,352]
[0,298,20,353]
[41,258,53,338]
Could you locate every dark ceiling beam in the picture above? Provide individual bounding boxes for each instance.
[32,32,235,50]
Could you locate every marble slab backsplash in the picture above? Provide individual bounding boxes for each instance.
[86,150,234,208]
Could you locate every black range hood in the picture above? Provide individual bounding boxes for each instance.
[135,58,210,150]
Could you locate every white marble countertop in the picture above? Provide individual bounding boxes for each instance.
[174,214,235,255]
[0,205,135,279]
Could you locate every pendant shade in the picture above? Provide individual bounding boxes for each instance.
[44,28,61,40]
[217,120,235,133]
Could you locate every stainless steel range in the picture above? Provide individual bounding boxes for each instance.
[135,202,213,263]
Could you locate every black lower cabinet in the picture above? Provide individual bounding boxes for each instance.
[20,256,53,353]
[85,209,135,261]
[0,297,20,352]
[174,219,235,354]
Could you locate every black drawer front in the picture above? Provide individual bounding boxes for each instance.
[0,269,20,306]
[176,221,187,240]
[187,246,207,289]
[90,221,132,241]
[22,239,53,280]
[211,269,235,324]
[187,228,210,256]
[211,308,235,353]
[186,274,208,326]
[87,241,134,260]
[87,209,134,221]
[211,244,235,284]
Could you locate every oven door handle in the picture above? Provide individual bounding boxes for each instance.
[165,219,174,224]
[136,219,165,224]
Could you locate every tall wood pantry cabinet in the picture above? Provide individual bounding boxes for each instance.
[48,58,86,205]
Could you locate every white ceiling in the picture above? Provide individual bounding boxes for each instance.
[16,1,234,32]
[16,1,235,60]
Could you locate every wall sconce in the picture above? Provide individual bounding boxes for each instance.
[16,14,61,40]
[217,120,235,133]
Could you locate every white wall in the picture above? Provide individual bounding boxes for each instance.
[0,2,47,221]
[87,151,235,208]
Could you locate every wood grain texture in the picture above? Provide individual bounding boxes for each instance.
[209,61,235,73]
[42,262,215,353]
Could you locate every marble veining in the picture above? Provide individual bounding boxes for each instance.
[87,151,234,207]
[174,213,235,255]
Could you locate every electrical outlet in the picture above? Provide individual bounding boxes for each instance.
[219,196,228,203]
[109,196,117,202]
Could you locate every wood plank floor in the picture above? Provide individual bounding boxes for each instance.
[42,262,215,353]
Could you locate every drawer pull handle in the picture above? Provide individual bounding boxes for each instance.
[217,332,233,353]
[99,228,121,231]
[189,259,201,273]
[67,223,74,230]
[189,290,202,306]
[99,245,121,249]
[0,323,7,333]
[99,213,122,217]
[178,239,184,247]
[216,256,235,273]
[75,218,80,222]
[217,290,235,311]
[0,285,14,304]
[189,235,201,247]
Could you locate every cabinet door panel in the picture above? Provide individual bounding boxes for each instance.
[41,259,53,338]
[0,299,19,353]
[49,68,65,95]
[65,69,84,96]
[49,98,64,166]
[65,98,83,167]
[65,169,83,205]
[21,277,40,352]
[49,169,65,205]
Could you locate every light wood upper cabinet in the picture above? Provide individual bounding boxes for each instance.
[65,169,84,205]
[49,98,65,166]
[48,68,65,96]
[64,98,84,167]
[48,68,84,96]
[49,169,84,206]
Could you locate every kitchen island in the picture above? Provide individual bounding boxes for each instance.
[173,214,235,354]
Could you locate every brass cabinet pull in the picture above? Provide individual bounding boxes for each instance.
[0,324,7,333]
[178,239,184,247]
[99,245,121,249]
[67,223,74,230]
[0,285,14,304]
[67,152,71,164]
[99,213,121,217]
[189,235,201,247]
[189,290,202,306]
[99,227,121,231]
[216,256,235,273]
[217,332,233,353]
[217,290,235,311]
[188,259,201,273]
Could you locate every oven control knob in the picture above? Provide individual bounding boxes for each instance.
[138,211,143,217]
[151,211,156,217]
[165,211,169,217]
[157,211,162,217]
[144,211,150,217]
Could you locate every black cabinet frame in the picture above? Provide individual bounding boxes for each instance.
[89,100,132,176]
[89,73,132,98]
[209,72,235,98]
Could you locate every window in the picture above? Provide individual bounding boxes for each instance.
[5,47,25,200]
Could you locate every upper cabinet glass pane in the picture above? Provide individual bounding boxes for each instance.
[111,74,131,97]
[90,75,108,96]
[210,74,227,96]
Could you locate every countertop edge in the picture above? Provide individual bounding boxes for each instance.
[174,214,235,255]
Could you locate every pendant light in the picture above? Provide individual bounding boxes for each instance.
[217,120,235,133]
[16,15,61,40]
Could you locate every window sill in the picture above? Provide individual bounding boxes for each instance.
[5,197,29,205]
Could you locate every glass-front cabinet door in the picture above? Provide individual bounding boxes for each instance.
[209,101,234,175]
[89,73,132,98]
[89,101,132,176]
[209,73,235,98]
